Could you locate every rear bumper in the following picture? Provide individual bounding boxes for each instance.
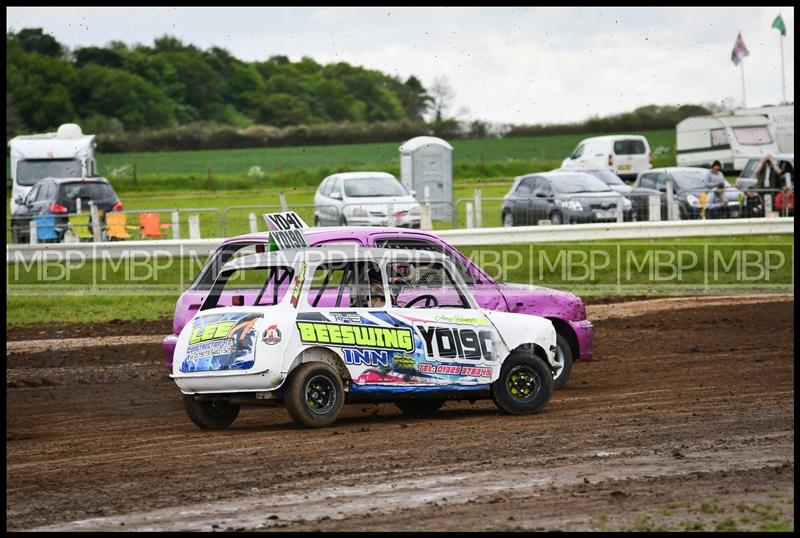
[570,319,594,362]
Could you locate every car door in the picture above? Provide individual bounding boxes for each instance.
[325,178,343,225]
[512,177,535,225]
[530,177,554,224]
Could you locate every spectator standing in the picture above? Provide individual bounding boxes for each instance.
[754,154,783,189]
[705,160,727,188]
[774,186,794,217]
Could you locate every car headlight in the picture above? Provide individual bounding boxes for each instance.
[686,194,701,208]
[347,206,369,218]
[622,197,632,209]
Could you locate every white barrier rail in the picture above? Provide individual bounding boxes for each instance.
[6,217,794,262]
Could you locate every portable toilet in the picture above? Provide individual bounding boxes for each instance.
[399,136,453,221]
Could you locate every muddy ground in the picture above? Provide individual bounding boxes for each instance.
[6,296,795,531]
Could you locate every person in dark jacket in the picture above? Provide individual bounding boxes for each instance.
[740,188,764,218]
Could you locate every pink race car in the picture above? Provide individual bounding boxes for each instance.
[163,226,593,389]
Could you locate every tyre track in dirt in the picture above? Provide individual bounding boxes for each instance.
[6,296,794,531]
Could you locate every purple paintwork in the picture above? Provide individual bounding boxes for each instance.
[162,227,593,371]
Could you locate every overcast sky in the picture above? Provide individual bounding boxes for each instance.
[6,6,795,125]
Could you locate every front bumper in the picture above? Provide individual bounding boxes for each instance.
[163,334,178,373]
[570,319,594,362]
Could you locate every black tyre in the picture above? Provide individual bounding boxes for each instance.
[550,211,563,225]
[491,351,552,415]
[313,216,321,227]
[12,226,24,244]
[183,394,240,430]
[394,399,446,417]
[339,215,348,226]
[552,333,574,390]
[285,362,344,428]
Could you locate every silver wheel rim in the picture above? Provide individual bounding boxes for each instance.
[504,213,513,227]
[551,343,565,380]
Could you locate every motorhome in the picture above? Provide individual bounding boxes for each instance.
[675,115,780,172]
[8,123,97,213]
[734,105,794,153]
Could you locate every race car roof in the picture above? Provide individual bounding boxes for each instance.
[220,244,449,272]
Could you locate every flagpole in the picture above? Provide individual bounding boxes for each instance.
[740,59,746,108]
[780,32,785,104]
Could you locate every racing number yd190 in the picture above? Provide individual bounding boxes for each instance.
[416,324,495,362]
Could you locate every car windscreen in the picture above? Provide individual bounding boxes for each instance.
[732,126,773,145]
[586,170,625,185]
[613,139,646,155]
[16,159,82,186]
[343,177,407,197]
[740,159,760,179]
[201,265,295,310]
[550,175,613,193]
[671,171,713,191]
[189,242,269,291]
[58,182,116,201]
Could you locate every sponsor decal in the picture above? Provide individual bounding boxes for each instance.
[182,313,261,372]
[343,348,390,368]
[290,262,307,308]
[296,321,414,352]
[416,324,496,362]
[263,324,282,345]
[331,311,363,324]
[392,354,416,370]
[418,363,493,377]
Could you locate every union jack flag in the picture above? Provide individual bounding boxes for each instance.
[731,32,749,66]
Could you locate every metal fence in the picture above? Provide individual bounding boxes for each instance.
[7,187,794,245]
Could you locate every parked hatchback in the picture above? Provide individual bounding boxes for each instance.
[561,135,652,181]
[313,171,421,228]
[501,171,634,226]
[735,153,794,191]
[10,176,123,243]
[630,167,743,220]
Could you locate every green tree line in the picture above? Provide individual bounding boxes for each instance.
[6,28,433,136]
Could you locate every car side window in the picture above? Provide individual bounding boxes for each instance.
[307,260,383,308]
[373,237,476,285]
[319,178,332,196]
[516,177,534,195]
[27,185,41,203]
[329,178,342,197]
[387,261,470,309]
[535,177,553,197]
[656,174,670,191]
[571,144,585,159]
[639,173,657,190]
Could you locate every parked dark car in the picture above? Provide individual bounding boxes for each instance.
[11,177,123,243]
[630,167,743,220]
[574,169,633,194]
[735,153,793,191]
[501,171,634,226]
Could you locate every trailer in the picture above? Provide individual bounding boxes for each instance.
[734,105,794,153]
[8,123,97,213]
[675,115,780,172]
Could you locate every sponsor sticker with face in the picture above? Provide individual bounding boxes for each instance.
[263,324,282,345]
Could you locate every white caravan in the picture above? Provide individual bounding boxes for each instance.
[8,123,97,213]
[561,135,652,181]
[676,115,780,172]
[734,105,794,153]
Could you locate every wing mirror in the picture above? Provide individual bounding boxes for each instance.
[410,189,417,197]
[535,192,548,198]
[15,194,24,205]
[330,192,342,200]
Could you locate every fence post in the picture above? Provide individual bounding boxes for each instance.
[188,215,201,239]
[764,194,774,217]
[279,192,289,212]
[172,211,181,240]
[248,212,258,234]
[421,203,433,230]
[616,195,624,223]
[466,202,474,229]
[474,188,483,228]
[76,197,82,215]
[29,220,37,245]
[90,202,102,242]
[665,180,677,221]
[648,194,661,221]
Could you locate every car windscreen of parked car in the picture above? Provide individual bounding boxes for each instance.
[670,170,714,191]
[17,159,82,186]
[550,174,613,193]
[343,177,408,197]
[613,139,646,154]
[585,170,626,186]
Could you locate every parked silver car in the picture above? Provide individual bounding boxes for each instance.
[313,172,421,228]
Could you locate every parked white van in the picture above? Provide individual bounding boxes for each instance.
[734,105,793,153]
[675,115,780,172]
[7,123,97,214]
[561,135,652,181]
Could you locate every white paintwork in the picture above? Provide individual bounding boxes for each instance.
[734,105,793,153]
[676,115,780,171]
[169,246,556,396]
[560,135,652,178]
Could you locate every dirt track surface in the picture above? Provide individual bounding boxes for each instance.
[6,296,795,531]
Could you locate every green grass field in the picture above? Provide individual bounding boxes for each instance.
[7,234,792,326]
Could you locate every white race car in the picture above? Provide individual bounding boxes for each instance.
[172,245,557,429]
